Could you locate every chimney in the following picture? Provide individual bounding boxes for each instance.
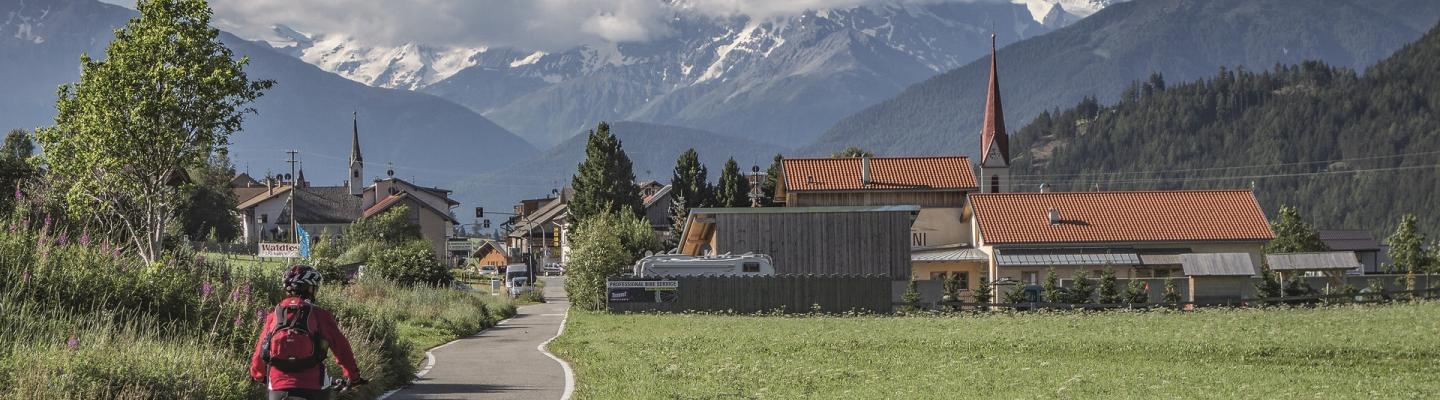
[1039,183,1050,193]
[860,156,871,186]
[1047,207,1060,225]
[266,176,274,196]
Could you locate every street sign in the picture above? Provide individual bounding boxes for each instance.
[446,240,473,252]
[259,242,301,258]
[607,280,679,303]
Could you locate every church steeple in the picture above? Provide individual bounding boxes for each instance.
[979,33,1011,193]
[348,111,365,196]
[980,33,1009,166]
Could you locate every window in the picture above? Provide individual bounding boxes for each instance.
[930,271,948,281]
[742,262,761,273]
[990,175,1001,193]
[933,271,971,289]
[260,214,269,224]
[353,169,359,178]
[956,272,970,289]
[911,232,928,247]
[1022,271,1039,284]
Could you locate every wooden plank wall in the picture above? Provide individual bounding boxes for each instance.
[607,274,894,314]
[715,211,912,278]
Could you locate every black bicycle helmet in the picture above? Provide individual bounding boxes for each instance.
[283,264,323,290]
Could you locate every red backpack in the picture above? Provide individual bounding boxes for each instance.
[261,303,326,372]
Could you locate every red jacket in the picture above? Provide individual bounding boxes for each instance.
[249,297,362,390]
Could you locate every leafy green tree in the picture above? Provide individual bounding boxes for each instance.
[34,0,271,263]
[176,154,240,243]
[369,240,452,286]
[1254,260,1283,301]
[714,158,751,208]
[0,129,37,211]
[1386,214,1429,273]
[667,148,712,241]
[1069,270,1095,304]
[1097,266,1121,304]
[1041,268,1063,303]
[974,276,993,305]
[570,122,643,223]
[566,211,648,311]
[347,204,421,245]
[1162,279,1183,304]
[1265,205,1329,254]
[1125,280,1148,304]
[760,154,783,206]
[831,146,873,158]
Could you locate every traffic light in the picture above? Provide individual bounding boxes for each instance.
[475,207,484,218]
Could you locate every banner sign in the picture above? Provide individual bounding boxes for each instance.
[607,280,679,303]
[297,227,312,258]
[259,242,301,258]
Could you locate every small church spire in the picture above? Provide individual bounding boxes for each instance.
[980,33,1010,166]
[348,111,365,196]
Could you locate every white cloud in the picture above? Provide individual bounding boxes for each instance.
[111,0,1005,50]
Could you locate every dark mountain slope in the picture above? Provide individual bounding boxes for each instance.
[1008,23,1440,235]
[806,0,1440,158]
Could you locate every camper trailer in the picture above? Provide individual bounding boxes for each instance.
[633,253,775,277]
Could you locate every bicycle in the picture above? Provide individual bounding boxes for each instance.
[273,377,367,400]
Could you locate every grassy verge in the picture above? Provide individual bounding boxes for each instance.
[550,303,1440,399]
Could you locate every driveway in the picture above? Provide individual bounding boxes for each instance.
[386,276,572,400]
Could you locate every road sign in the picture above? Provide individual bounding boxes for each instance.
[259,242,301,258]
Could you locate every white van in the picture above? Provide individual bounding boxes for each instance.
[632,253,775,277]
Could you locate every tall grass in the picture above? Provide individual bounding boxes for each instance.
[0,210,513,399]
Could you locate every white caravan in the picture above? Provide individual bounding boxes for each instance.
[632,253,775,277]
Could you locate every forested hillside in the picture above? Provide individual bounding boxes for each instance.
[806,0,1440,158]
[1009,23,1440,235]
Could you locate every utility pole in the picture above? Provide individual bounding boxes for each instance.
[286,150,299,244]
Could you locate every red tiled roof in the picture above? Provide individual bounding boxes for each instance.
[363,193,408,218]
[971,190,1275,245]
[783,156,978,192]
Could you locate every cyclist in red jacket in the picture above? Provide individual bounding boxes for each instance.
[250,265,367,399]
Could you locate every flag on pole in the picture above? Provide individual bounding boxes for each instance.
[298,226,312,258]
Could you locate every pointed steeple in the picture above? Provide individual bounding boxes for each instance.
[350,111,363,165]
[980,33,1010,165]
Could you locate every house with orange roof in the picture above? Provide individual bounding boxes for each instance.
[969,190,1275,301]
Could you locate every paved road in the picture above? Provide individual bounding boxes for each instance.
[387,276,571,400]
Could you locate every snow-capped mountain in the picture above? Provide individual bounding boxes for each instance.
[260,25,485,90]
[1014,0,1122,22]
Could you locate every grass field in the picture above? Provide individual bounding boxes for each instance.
[549,303,1440,399]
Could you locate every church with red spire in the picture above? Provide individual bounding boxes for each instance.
[978,33,1011,194]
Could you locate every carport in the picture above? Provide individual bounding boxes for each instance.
[1265,252,1362,286]
[1181,253,1260,302]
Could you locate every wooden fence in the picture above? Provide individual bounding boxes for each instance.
[606,274,894,314]
[920,287,1440,312]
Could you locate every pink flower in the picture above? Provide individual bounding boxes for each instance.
[200,282,214,301]
[232,283,252,301]
[78,232,90,246]
[234,315,245,327]
[56,232,68,246]
[255,309,268,323]
[66,335,78,351]
[41,215,50,228]
[13,187,22,201]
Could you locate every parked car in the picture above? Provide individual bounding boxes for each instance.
[479,265,498,274]
[542,263,565,276]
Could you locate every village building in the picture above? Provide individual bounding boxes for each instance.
[675,205,918,279]
[1317,230,1389,274]
[969,190,1276,295]
[507,194,569,267]
[473,240,516,268]
[233,114,459,258]
[642,184,675,241]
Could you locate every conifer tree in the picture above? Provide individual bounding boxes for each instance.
[760,154,783,206]
[1125,280,1148,304]
[667,149,712,239]
[715,158,751,207]
[570,122,643,223]
[974,276,993,305]
[1266,205,1328,254]
[1097,266,1121,304]
[1069,270,1095,304]
[1042,268,1063,303]
[1386,214,1428,273]
[1254,261,1284,301]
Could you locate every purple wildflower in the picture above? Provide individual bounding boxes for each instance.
[234,315,245,327]
[112,248,121,258]
[21,269,29,284]
[13,187,22,201]
[195,254,207,265]
[232,282,252,301]
[41,215,50,228]
[66,335,78,351]
[255,308,268,322]
[200,282,214,301]
[78,232,90,246]
[56,232,68,246]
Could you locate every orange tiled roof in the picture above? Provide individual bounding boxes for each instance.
[971,190,1275,245]
[783,156,978,192]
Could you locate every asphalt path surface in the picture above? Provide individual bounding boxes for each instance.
[387,276,571,400]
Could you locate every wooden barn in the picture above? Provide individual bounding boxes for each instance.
[676,205,919,279]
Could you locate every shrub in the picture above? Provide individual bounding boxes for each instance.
[1041,268,1063,304]
[1162,279,1183,304]
[901,279,922,311]
[973,276,993,305]
[1255,262,1283,300]
[1283,274,1314,298]
[566,211,650,311]
[1125,280,1149,304]
[1003,285,1031,304]
[368,240,453,286]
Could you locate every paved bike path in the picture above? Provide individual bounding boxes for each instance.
[387,277,572,400]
